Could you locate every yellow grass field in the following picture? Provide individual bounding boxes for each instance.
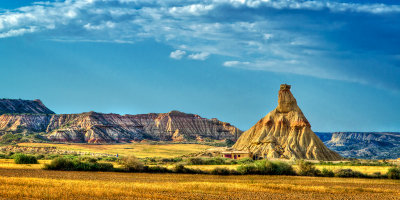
[16,142,211,158]
[313,165,391,175]
[0,167,399,200]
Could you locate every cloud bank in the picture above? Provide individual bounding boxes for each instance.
[1,0,399,90]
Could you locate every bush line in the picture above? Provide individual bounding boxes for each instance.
[38,155,400,179]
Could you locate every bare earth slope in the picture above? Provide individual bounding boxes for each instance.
[233,84,341,161]
[0,108,242,143]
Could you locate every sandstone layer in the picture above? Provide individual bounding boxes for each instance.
[0,108,242,143]
[233,84,341,161]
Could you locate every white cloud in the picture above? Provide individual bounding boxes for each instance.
[169,4,214,16]
[188,52,210,60]
[170,50,186,60]
[84,21,115,30]
[263,33,273,40]
[223,61,250,67]
[0,26,37,38]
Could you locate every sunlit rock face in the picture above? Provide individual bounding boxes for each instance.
[0,106,242,143]
[233,84,342,161]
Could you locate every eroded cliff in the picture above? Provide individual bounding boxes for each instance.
[316,132,400,159]
[0,109,242,143]
[233,84,341,161]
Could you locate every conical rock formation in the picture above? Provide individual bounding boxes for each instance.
[233,84,341,161]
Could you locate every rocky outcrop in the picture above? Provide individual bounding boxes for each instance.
[315,132,400,159]
[0,109,242,143]
[233,84,341,161]
[0,99,55,114]
[0,114,52,132]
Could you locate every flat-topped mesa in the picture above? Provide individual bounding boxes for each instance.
[0,99,55,114]
[233,84,341,161]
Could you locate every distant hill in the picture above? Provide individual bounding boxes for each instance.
[0,99,242,143]
[315,132,400,159]
[0,99,55,115]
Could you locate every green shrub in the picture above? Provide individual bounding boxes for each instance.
[237,160,295,175]
[43,158,114,171]
[297,160,321,176]
[14,154,38,164]
[371,172,385,178]
[172,164,205,174]
[1,133,23,143]
[0,153,6,159]
[44,158,75,170]
[187,157,229,165]
[211,167,232,175]
[334,169,366,178]
[321,168,335,177]
[274,162,296,175]
[160,158,173,163]
[80,157,98,163]
[187,157,203,165]
[237,157,254,164]
[45,154,59,160]
[118,156,144,172]
[387,167,400,179]
[237,163,258,174]
[102,156,118,162]
[146,166,171,173]
[62,155,80,160]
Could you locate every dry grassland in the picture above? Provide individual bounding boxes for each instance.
[17,143,211,158]
[314,165,391,175]
[0,159,50,169]
[0,167,399,200]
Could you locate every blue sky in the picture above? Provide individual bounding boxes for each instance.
[1,0,399,132]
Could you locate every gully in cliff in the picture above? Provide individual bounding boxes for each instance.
[232,84,342,161]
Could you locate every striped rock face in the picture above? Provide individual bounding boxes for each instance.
[0,110,242,144]
[233,84,341,161]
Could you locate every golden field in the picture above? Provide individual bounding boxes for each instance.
[16,142,211,158]
[313,165,391,175]
[2,143,400,199]
[0,167,400,200]
[0,159,400,199]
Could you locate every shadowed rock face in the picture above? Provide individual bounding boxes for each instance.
[233,84,341,161]
[315,132,400,159]
[0,99,55,114]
